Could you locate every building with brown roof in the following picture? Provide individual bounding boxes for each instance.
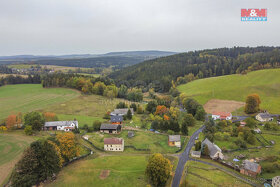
[240,160,261,178]
[104,138,124,151]
[212,111,232,120]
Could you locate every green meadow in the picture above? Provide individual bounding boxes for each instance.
[184,161,250,187]
[0,84,80,121]
[47,156,148,187]
[177,69,280,114]
[0,133,34,185]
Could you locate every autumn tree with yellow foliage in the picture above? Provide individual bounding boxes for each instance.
[57,132,80,161]
[145,153,172,187]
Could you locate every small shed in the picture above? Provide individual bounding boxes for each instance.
[191,151,201,158]
[168,135,181,148]
[128,131,135,138]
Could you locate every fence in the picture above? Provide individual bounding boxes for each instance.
[124,145,150,152]
[82,137,105,152]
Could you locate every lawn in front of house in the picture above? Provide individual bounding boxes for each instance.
[183,161,251,187]
[46,155,148,187]
[87,130,181,153]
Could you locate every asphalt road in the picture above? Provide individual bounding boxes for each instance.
[171,125,205,187]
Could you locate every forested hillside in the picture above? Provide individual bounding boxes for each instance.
[109,46,280,92]
[0,51,176,71]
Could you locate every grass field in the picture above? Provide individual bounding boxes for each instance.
[47,155,148,187]
[177,69,280,114]
[57,114,104,128]
[0,84,80,121]
[183,161,250,187]
[42,94,134,119]
[87,130,181,153]
[0,133,34,185]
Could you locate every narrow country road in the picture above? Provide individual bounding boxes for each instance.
[171,125,205,187]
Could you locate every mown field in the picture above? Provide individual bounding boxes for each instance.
[183,161,251,187]
[0,133,34,185]
[177,69,280,114]
[0,84,80,121]
[46,156,148,187]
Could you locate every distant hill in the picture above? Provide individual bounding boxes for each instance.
[109,46,280,92]
[0,50,177,70]
[177,69,280,114]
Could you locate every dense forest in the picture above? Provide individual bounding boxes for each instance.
[109,46,280,92]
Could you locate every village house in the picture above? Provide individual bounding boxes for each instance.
[191,151,201,158]
[110,108,134,116]
[202,138,224,160]
[110,115,123,125]
[44,121,78,131]
[104,138,124,151]
[256,113,273,122]
[100,124,121,134]
[168,135,181,148]
[212,112,232,120]
[240,160,261,178]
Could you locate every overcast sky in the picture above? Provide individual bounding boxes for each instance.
[0,0,279,55]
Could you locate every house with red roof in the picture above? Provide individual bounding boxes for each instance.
[104,138,124,151]
[212,111,232,120]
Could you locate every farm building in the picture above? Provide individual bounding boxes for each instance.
[44,121,78,131]
[240,160,261,178]
[104,138,124,151]
[212,111,232,120]
[100,124,121,134]
[110,115,123,125]
[110,108,134,116]
[168,135,181,148]
[191,151,201,158]
[256,113,273,122]
[202,138,224,160]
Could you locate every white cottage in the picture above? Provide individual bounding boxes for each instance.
[44,121,78,131]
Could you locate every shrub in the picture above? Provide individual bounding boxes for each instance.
[93,121,102,131]
[24,125,33,135]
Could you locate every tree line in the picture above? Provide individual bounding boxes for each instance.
[109,46,280,92]
[0,74,41,87]
[41,73,143,101]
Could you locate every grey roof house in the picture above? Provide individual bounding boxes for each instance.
[100,124,121,134]
[110,108,134,116]
[202,138,224,160]
[256,113,273,122]
[44,121,78,131]
[110,115,123,124]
